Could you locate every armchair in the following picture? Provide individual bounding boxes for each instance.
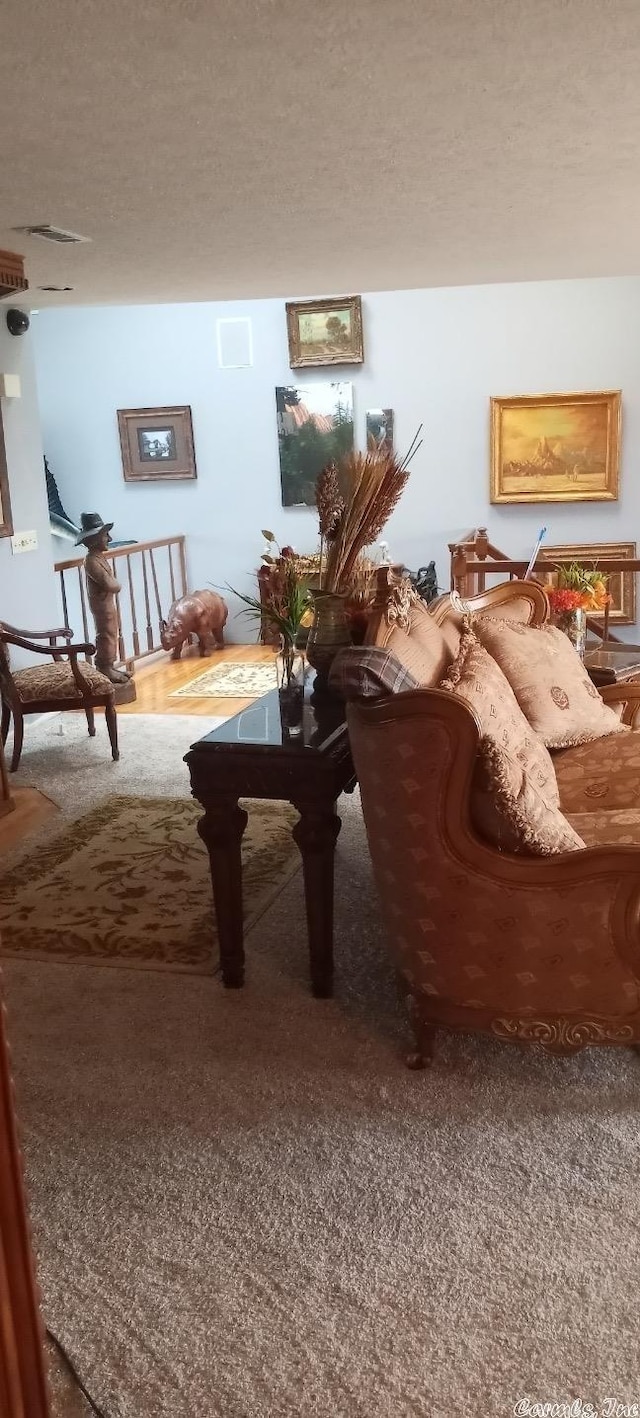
[0,622,119,770]
[347,684,640,1065]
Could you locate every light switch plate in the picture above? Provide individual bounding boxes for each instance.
[0,373,21,398]
[11,530,38,554]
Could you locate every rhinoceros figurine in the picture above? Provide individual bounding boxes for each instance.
[161,590,228,659]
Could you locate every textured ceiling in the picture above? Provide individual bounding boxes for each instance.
[1,0,640,308]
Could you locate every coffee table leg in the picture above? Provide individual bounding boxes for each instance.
[197,799,248,987]
[291,798,342,998]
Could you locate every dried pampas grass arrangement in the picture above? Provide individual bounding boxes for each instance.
[319,427,422,593]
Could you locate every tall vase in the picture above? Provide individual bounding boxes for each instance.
[551,606,586,659]
[276,640,305,735]
[306,592,352,687]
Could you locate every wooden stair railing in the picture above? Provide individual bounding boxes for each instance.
[54,534,188,669]
[449,529,640,645]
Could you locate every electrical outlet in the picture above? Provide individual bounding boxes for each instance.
[11,530,38,555]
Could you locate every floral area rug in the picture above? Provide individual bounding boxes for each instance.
[170,661,277,698]
[0,795,299,973]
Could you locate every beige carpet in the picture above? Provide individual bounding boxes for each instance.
[4,785,640,1417]
[170,661,277,697]
[0,794,298,972]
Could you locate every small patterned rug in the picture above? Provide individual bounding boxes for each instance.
[0,795,299,973]
[170,661,277,698]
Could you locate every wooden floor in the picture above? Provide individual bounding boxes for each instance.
[118,642,275,718]
[0,787,60,854]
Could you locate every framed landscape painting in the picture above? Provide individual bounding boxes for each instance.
[490,390,621,504]
[118,406,197,482]
[545,541,636,625]
[276,382,354,506]
[286,296,363,368]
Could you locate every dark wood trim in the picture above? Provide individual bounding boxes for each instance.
[0,977,50,1417]
[0,405,14,541]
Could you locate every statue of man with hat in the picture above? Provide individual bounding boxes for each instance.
[76,512,132,685]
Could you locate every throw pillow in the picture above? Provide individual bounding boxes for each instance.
[473,616,627,750]
[440,627,585,855]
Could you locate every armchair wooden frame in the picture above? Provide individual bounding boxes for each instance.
[0,622,119,771]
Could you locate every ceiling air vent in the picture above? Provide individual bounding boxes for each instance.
[38,285,74,292]
[13,224,91,245]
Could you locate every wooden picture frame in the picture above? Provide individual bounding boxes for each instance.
[285,296,363,368]
[490,390,621,504]
[0,982,50,1417]
[0,407,14,540]
[118,406,197,482]
[545,541,637,625]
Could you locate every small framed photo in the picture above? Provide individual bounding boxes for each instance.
[117,406,197,482]
[286,295,363,368]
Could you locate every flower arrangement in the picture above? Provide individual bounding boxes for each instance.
[234,533,313,650]
[547,562,611,615]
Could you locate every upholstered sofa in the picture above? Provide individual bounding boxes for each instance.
[333,572,640,1063]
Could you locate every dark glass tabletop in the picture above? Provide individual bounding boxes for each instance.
[192,682,347,754]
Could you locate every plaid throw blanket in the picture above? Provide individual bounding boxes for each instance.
[328,646,420,701]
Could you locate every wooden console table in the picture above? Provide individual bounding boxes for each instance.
[185,685,355,997]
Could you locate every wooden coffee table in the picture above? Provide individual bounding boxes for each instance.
[185,684,355,997]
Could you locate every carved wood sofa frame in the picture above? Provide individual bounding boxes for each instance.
[350,577,640,1063]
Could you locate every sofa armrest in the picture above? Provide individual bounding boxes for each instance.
[599,682,640,728]
[348,688,640,1008]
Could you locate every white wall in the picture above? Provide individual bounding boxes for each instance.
[32,277,640,640]
[0,319,59,662]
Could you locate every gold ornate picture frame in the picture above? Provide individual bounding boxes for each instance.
[545,541,636,624]
[490,390,621,504]
[286,295,363,368]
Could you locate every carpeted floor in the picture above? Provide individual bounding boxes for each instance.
[3,714,640,1415]
[2,712,227,869]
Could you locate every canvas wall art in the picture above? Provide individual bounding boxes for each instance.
[545,541,636,625]
[286,296,363,368]
[366,408,394,454]
[0,409,13,539]
[276,382,354,507]
[490,390,621,504]
[118,406,197,482]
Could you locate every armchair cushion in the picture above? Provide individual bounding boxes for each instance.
[12,662,112,703]
[328,646,420,700]
[474,616,627,750]
[554,732,640,813]
[440,628,585,855]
